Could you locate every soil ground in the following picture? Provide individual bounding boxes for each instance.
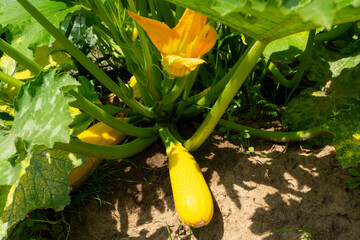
[71,130,360,240]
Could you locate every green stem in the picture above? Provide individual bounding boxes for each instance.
[174,68,199,121]
[184,40,268,152]
[161,76,189,106]
[269,30,315,88]
[315,22,354,42]
[158,125,179,153]
[69,90,157,137]
[128,0,161,102]
[64,14,76,38]
[218,119,327,142]
[17,0,154,118]
[0,71,24,90]
[181,42,253,118]
[54,136,158,159]
[0,38,43,75]
[148,0,158,20]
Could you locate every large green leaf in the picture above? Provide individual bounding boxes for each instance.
[0,135,17,162]
[12,70,79,146]
[327,99,360,167]
[0,0,79,58]
[330,64,360,100]
[282,88,333,130]
[283,42,360,148]
[166,0,360,41]
[283,61,360,131]
[263,31,308,62]
[0,70,79,161]
[0,145,84,239]
[307,42,360,88]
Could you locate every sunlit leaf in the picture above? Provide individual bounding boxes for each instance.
[12,70,79,147]
[0,0,80,58]
[0,145,84,237]
[0,70,79,161]
[263,31,308,62]
[166,0,360,41]
[326,99,360,167]
[308,43,360,86]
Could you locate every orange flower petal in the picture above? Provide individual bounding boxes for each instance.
[173,9,207,52]
[128,11,177,54]
[187,25,217,58]
[162,54,205,77]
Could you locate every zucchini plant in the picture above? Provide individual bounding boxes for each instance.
[0,0,360,237]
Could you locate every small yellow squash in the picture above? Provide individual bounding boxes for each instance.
[69,117,127,187]
[167,142,213,228]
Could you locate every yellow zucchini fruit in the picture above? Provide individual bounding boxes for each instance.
[69,117,127,187]
[167,142,213,228]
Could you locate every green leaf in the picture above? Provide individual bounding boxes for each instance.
[329,65,360,101]
[0,135,18,162]
[281,88,335,146]
[60,11,98,47]
[308,42,360,84]
[295,0,336,28]
[0,145,84,238]
[345,178,360,189]
[31,42,75,71]
[0,70,79,161]
[77,76,98,102]
[0,161,22,186]
[166,0,360,41]
[326,99,360,167]
[0,0,80,58]
[0,55,16,76]
[348,168,360,177]
[263,31,309,62]
[12,70,79,147]
[282,88,333,130]
[329,53,360,79]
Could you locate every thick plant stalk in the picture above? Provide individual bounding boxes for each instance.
[0,71,24,91]
[69,90,157,137]
[218,119,328,142]
[161,76,189,105]
[0,39,43,75]
[184,41,268,152]
[315,22,354,42]
[54,135,158,159]
[180,44,250,118]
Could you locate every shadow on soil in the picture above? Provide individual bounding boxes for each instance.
[70,130,360,240]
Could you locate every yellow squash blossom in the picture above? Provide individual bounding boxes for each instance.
[128,9,217,77]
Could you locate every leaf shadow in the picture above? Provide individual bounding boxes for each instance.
[70,131,360,240]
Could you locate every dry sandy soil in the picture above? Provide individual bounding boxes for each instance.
[71,130,360,240]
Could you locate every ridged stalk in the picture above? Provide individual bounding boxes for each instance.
[69,90,157,137]
[0,71,24,91]
[0,38,42,75]
[218,119,328,142]
[54,135,158,159]
[184,41,268,151]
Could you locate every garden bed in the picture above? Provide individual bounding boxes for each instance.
[71,133,360,240]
